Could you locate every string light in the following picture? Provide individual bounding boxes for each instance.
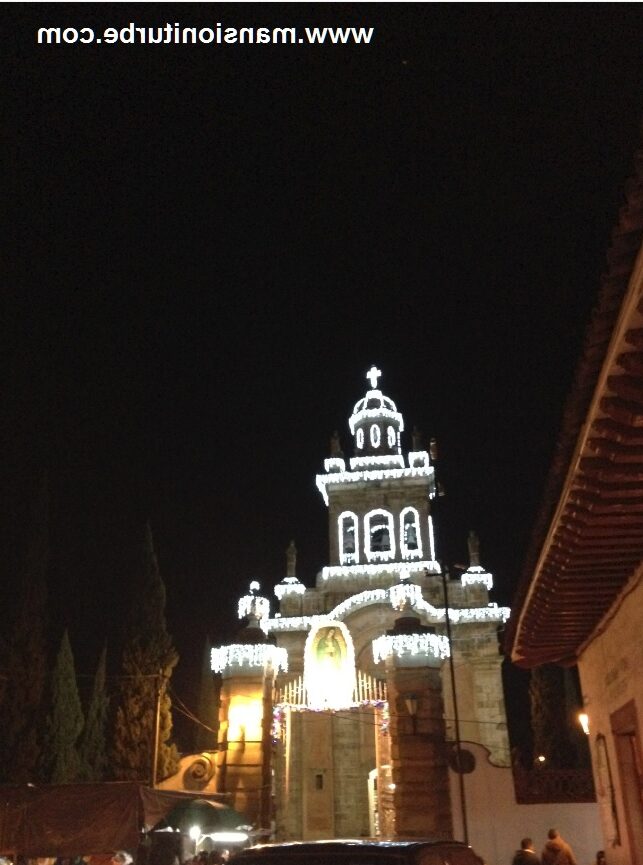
[274,577,306,600]
[321,560,440,581]
[461,566,493,590]
[211,644,288,674]
[349,455,405,470]
[372,633,451,664]
[316,463,434,504]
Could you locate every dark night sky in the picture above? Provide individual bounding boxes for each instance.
[3,3,643,747]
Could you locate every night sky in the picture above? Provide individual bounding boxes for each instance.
[3,4,643,747]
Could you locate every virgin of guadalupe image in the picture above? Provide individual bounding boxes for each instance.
[315,627,344,673]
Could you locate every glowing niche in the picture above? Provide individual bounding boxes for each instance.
[303,620,356,710]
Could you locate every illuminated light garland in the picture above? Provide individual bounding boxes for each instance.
[414,598,511,624]
[389,580,422,611]
[461,566,493,590]
[364,508,396,562]
[338,511,359,566]
[321,560,440,581]
[356,428,364,449]
[372,633,451,664]
[238,582,270,620]
[428,515,436,561]
[327,589,389,620]
[370,423,381,448]
[324,457,346,473]
[350,406,404,435]
[211,643,288,675]
[399,506,422,559]
[316,464,434,505]
[262,597,510,634]
[349,455,405,470]
[387,426,396,448]
[274,577,306,600]
[303,619,356,710]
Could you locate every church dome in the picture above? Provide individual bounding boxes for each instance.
[349,366,404,457]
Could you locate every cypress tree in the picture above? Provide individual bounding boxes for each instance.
[78,644,109,780]
[194,635,219,752]
[112,524,179,782]
[46,629,84,782]
[529,664,576,768]
[0,476,49,782]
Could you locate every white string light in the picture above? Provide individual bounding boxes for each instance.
[372,633,451,664]
[211,643,288,674]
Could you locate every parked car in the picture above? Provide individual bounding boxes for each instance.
[229,839,485,865]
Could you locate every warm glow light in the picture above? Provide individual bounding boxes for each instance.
[189,826,201,841]
[537,754,546,763]
[228,699,263,741]
[578,712,590,735]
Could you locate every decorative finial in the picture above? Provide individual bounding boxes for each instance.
[366,365,382,389]
[467,531,481,568]
[286,540,297,578]
[330,430,343,457]
[412,425,423,451]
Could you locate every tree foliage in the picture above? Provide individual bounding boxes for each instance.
[529,664,576,768]
[78,643,109,780]
[112,524,179,782]
[46,629,84,782]
[0,476,49,782]
[194,635,219,753]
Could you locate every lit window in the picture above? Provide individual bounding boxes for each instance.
[356,428,364,449]
[370,424,381,448]
[387,426,396,448]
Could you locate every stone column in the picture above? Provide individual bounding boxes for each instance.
[384,642,453,838]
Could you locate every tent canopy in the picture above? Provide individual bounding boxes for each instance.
[0,783,241,858]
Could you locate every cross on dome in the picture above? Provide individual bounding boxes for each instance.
[366,365,382,389]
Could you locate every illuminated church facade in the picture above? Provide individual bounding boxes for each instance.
[209,367,510,840]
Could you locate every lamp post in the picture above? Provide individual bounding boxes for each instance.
[439,562,469,846]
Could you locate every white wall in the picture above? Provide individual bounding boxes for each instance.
[449,742,602,865]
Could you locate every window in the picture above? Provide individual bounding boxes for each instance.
[356,428,364,449]
[338,512,359,564]
[400,507,422,559]
[364,509,395,561]
[387,426,396,448]
[370,423,381,448]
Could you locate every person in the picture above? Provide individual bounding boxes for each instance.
[541,829,577,865]
[111,853,133,865]
[595,853,606,865]
[511,838,540,865]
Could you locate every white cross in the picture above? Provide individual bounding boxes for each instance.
[366,365,382,389]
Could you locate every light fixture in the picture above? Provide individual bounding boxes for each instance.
[578,712,590,736]
[404,694,419,734]
[188,825,201,842]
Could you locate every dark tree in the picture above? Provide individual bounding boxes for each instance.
[78,643,109,780]
[0,476,49,782]
[529,664,576,768]
[46,629,84,782]
[194,635,219,752]
[112,524,179,782]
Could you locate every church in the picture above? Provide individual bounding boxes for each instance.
[207,366,511,840]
